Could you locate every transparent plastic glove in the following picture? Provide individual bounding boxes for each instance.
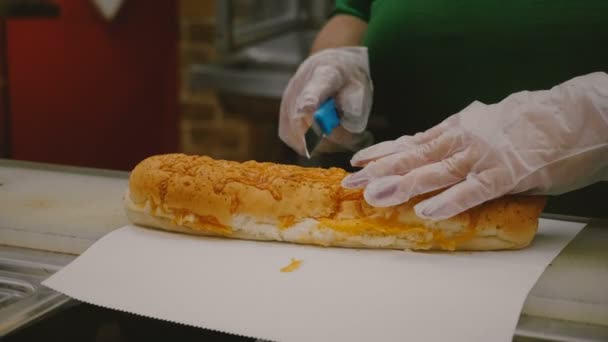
[342,72,608,220]
[278,47,374,156]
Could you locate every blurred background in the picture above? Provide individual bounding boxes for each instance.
[0,0,604,218]
[0,3,606,341]
[0,0,341,171]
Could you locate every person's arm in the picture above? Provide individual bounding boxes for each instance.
[343,72,608,220]
[278,1,373,156]
[310,14,368,53]
[278,14,372,156]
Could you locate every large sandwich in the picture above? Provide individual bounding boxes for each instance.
[124,153,546,251]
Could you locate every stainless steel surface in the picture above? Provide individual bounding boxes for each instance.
[0,158,130,179]
[522,218,608,327]
[540,213,591,224]
[194,1,330,99]
[190,61,290,98]
[0,245,75,337]
[0,159,125,337]
[0,158,130,255]
[215,0,331,56]
[190,30,315,98]
[304,122,323,159]
[513,216,608,341]
[515,315,608,342]
[0,159,606,341]
[216,0,299,55]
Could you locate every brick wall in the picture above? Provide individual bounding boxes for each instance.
[178,0,284,163]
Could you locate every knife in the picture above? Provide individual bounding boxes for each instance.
[304,98,340,159]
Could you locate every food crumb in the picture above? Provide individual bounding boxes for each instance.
[280,258,302,273]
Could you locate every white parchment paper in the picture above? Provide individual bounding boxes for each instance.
[43,218,585,341]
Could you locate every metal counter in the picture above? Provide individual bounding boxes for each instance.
[0,159,607,341]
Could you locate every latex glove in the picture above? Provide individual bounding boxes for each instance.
[279,47,374,156]
[342,72,608,220]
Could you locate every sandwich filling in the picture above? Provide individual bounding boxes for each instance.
[125,191,477,251]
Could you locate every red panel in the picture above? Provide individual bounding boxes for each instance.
[7,0,178,170]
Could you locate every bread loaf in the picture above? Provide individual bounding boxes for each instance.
[124,153,546,251]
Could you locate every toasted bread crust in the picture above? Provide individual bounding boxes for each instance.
[126,154,546,251]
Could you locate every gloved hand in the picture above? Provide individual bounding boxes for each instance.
[342,72,608,220]
[279,47,374,156]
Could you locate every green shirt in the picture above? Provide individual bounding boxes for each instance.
[332,0,608,218]
[335,0,608,138]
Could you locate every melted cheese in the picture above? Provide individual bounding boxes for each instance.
[281,258,302,272]
[319,218,427,237]
[146,199,476,251]
[320,218,477,251]
[432,228,478,251]
[432,231,457,251]
[171,209,233,236]
[278,215,296,229]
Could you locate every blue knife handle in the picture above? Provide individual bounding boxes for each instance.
[313,98,340,135]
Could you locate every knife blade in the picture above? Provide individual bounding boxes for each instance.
[304,98,340,159]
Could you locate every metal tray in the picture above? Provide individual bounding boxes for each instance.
[0,245,74,337]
